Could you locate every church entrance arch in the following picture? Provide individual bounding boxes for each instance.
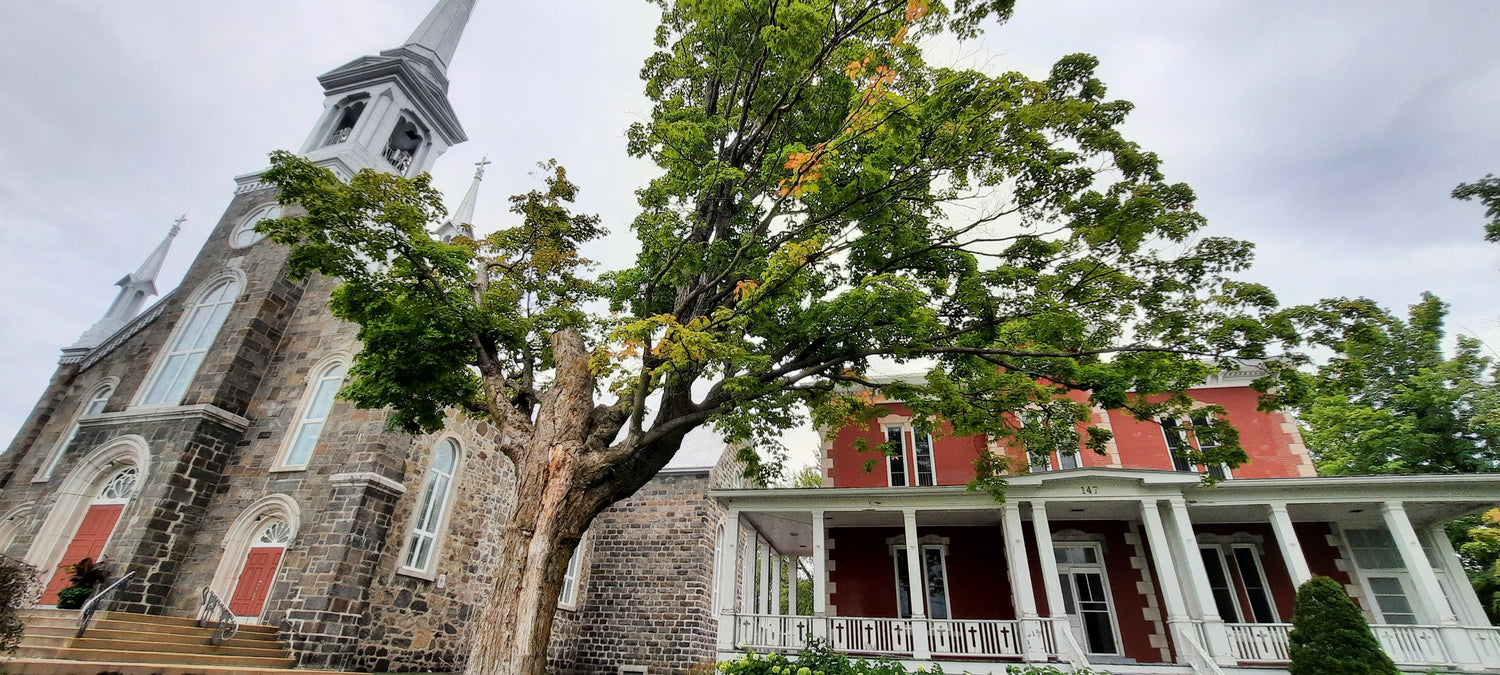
[24,435,148,605]
[210,494,300,622]
[39,467,136,604]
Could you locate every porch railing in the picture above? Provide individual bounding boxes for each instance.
[1226,622,1291,662]
[829,616,915,656]
[1371,624,1449,665]
[926,618,1025,658]
[1466,625,1500,664]
[732,613,816,652]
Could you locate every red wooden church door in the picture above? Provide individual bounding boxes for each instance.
[40,503,123,605]
[229,546,284,617]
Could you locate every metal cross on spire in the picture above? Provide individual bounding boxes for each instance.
[170,213,187,235]
[474,156,492,180]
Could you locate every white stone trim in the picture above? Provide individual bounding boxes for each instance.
[81,404,250,432]
[0,502,35,557]
[34,377,120,483]
[328,471,408,496]
[394,435,462,580]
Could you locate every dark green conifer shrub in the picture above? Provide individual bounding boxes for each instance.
[1288,576,1398,675]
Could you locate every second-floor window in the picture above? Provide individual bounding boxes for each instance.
[139,278,239,406]
[1161,416,1231,478]
[402,439,459,576]
[884,425,936,486]
[559,546,584,609]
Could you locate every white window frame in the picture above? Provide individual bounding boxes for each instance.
[558,541,586,610]
[230,203,280,249]
[883,425,908,487]
[34,379,117,483]
[1160,416,1233,478]
[889,541,953,620]
[1229,543,1279,623]
[398,437,461,580]
[133,272,243,408]
[1054,541,1125,656]
[271,355,348,471]
[1199,545,1244,623]
[1341,527,1426,625]
[883,423,936,486]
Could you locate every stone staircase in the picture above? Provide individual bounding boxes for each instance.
[4,608,301,675]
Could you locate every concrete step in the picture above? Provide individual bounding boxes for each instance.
[22,607,279,634]
[0,657,344,675]
[21,635,292,658]
[23,624,278,648]
[15,645,296,669]
[22,614,280,638]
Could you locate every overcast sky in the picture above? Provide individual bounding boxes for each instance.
[1,1,1496,468]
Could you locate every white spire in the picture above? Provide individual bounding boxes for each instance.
[402,0,477,74]
[67,216,184,351]
[435,157,488,242]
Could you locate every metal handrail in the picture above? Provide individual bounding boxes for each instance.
[76,570,135,637]
[197,586,239,645]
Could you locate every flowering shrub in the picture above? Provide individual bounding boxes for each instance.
[717,641,1111,675]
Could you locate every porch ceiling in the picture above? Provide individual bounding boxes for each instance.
[1186,499,1496,528]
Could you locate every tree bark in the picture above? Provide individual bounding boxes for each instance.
[464,329,681,675]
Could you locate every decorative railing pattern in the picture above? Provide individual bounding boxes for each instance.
[1466,626,1500,663]
[1226,622,1291,662]
[382,145,414,173]
[926,618,1025,657]
[1371,625,1448,665]
[197,587,239,645]
[76,570,136,638]
[829,616,914,656]
[733,614,815,652]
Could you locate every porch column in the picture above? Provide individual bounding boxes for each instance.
[903,509,932,659]
[812,509,828,639]
[1002,503,1046,661]
[788,555,800,616]
[1165,498,1233,663]
[772,553,783,615]
[758,537,771,614]
[1428,522,1489,624]
[718,509,742,649]
[1267,502,1312,587]
[1380,502,1481,666]
[740,524,756,614]
[1030,502,1066,619]
[1139,499,1195,665]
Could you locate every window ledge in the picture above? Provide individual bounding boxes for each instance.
[396,566,437,582]
[268,465,308,474]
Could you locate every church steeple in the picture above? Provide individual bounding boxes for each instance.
[297,0,476,179]
[434,156,489,242]
[401,0,477,75]
[67,216,183,352]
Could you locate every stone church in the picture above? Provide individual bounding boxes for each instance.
[0,1,734,672]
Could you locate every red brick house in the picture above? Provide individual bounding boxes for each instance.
[713,368,1500,674]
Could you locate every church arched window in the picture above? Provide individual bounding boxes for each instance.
[400,438,460,576]
[138,277,240,406]
[35,381,115,482]
[231,204,281,249]
[275,358,347,470]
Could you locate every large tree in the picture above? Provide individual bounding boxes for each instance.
[1453,173,1500,244]
[1277,293,1500,475]
[258,1,1290,673]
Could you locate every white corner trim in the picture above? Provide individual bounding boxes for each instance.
[329,471,408,495]
[89,404,251,432]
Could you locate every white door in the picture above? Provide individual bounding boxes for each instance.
[1055,543,1121,655]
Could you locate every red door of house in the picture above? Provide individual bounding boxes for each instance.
[40,503,124,605]
[229,546,284,617]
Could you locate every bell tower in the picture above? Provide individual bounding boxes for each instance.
[296,0,475,179]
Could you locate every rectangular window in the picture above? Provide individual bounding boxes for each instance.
[1058,451,1080,470]
[1200,547,1242,623]
[1345,529,1406,570]
[1231,545,1278,623]
[1160,418,1195,472]
[894,544,950,620]
[885,426,907,487]
[911,432,936,486]
[1367,576,1418,625]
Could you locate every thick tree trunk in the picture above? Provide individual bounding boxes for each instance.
[464,329,648,675]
